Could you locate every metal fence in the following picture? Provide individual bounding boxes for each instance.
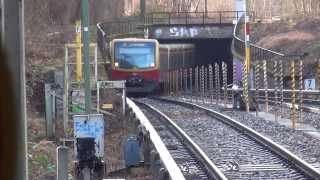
[97,17,144,60]
[232,15,285,61]
[145,11,244,25]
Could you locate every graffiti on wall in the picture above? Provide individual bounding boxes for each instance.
[151,25,233,39]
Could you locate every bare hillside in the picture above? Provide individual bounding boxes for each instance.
[243,17,320,79]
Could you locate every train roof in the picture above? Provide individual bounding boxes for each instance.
[112,38,159,43]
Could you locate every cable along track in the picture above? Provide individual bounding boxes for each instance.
[138,97,320,179]
[135,100,227,180]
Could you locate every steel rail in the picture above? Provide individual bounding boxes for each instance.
[152,97,320,179]
[135,100,228,180]
[126,98,185,180]
[229,88,320,94]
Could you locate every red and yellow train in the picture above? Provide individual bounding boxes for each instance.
[110,38,195,93]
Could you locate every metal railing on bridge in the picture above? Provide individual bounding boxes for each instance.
[145,11,244,25]
[97,17,144,59]
[232,14,307,61]
[232,15,286,61]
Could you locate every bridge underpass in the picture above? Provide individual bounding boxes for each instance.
[158,38,233,83]
[147,22,234,83]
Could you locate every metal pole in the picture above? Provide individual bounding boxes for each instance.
[209,64,213,103]
[184,69,188,93]
[57,146,69,180]
[232,62,237,106]
[173,70,177,95]
[274,60,279,121]
[299,60,303,124]
[1,0,27,179]
[316,60,320,103]
[122,88,126,116]
[97,82,100,113]
[223,62,228,107]
[170,70,173,95]
[180,69,183,93]
[75,21,82,83]
[242,61,249,112]
[82,0,92,113]
[205,0,208,16]
[195,67,199,101]
[94,45,98,82]
[52,90,56,120]
[174,70,176,95]
[291,60,297,129]
[204,67,208,102]
[64,47,69,136]
[280,60,284,117]
[83,168,91,180]
[263,60,268,112]
[176,70,179,95]
[254,61,260,116]
[168,71,170,95]
[45,84,53,138]
[317,60,320,90]
[201,66,205,103]
[215,63,220,104]
[169,71,171,95]
[140,0,146,19]
[244,0,251,112]
[190,68,193,100]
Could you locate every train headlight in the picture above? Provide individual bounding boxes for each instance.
[150,63,155,67]
[115,62,119,67]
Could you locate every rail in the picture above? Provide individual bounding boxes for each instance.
[126,98,185,180]
[153,97,320,179]
[136,100,228,180]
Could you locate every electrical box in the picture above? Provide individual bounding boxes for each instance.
[74,114,104,158]
[124,135,140,167]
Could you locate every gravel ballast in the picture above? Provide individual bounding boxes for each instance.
[138,98,314,179]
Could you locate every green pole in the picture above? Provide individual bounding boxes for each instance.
[140,0,146,19]
[82,0,91,113]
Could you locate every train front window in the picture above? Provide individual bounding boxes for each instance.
[114,42,156,69]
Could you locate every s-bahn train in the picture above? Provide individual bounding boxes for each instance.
[110,38,195,93]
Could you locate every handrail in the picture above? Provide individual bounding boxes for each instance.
[232,15,285,60]
[232,14,306,61]
[96,18,144,60]
[146,11,245,25]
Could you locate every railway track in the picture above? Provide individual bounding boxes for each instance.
[136,97,320,179]
[134,100,227,180]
